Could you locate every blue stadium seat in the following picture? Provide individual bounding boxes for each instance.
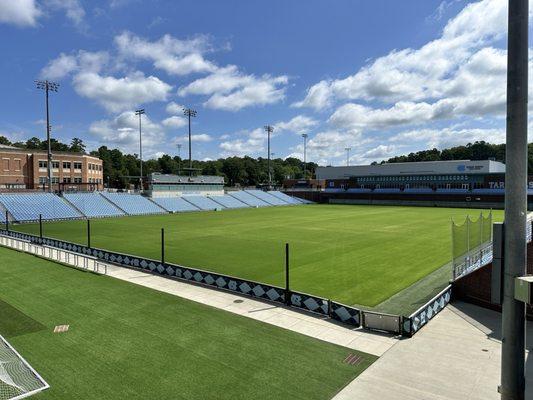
[471,188,505,195]
[63,192,125,218]
[435,188,470,194]
[100,192,166,215]
[151,197,201,212]
[373,188,401,193]
[245,190,289,206]
[345,188,372,193]
[229,191,271,207]
[208,195,250,209]
[0,193,82,222]
[402,188,434,194]
[267,191,303,205]
[181,195,223,211]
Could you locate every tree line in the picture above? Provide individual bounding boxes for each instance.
[0,135,316,188]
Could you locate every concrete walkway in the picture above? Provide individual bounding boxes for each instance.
[104,263,398,357]
[334,301,532,400]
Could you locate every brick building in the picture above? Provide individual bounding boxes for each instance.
[0,144,103,191]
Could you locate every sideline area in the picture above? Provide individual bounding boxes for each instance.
[104,263,398,357]
[335,301,533,400]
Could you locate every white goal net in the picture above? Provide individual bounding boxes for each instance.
[0,335,49,400]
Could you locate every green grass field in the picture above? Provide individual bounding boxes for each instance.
[0,247,374,400]
[12,204,501,307]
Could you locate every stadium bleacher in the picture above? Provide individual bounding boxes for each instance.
[229,191,271,207]
[0,193,82,221]
[267,191,302,205]
[182,195,223,211]
[403,188,434,194]
[435,188,470,194]
[100,192,166,215]
[151,197,201,212]
[208,195,250,209]
[345,188,372,193]
[373,188,401,194]
[64,192,125,218]
[245,190,289,206]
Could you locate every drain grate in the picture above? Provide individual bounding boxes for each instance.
[53,325,70,333]
[343,353,362,366]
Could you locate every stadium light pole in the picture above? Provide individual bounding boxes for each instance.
[345,147,351,167]
[135,109,145,190]
[501,0,528,399]
[177,143,182,175]
[302,133,308,178]
[35,80,59,193]
[183,108,197,173]
[264,125,274,188]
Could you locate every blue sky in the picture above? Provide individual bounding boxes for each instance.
[0,0,525,165]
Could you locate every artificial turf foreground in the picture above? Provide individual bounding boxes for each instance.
[12,204,501,307]
[0,247,374,400]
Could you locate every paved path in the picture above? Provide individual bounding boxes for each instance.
[105,264,398,357]
[334,301,533,400]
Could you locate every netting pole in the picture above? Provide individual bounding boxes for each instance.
[161,228,165,265]
[285,242,290,306]
[87,219,91,248]
[466,216,470,256]
[451,218,455,280]
[5,210,9,232]
[39,214,43,238]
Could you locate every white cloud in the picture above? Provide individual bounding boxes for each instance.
[179,64,289,111]
[174,133,213,143]
[45,0,85,27]
[162,116,187,129]
[115,31,216,76]
[40,50,109,80]
[219,115,318,156]
[295,0,508,110]
[390,127,505,149]
[274,115,318,135]
[73,71,172,113]
[165,102,184,114]
[89,111,165,155]
[0,0,41,27]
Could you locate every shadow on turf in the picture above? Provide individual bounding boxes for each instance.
[0,299,46,338]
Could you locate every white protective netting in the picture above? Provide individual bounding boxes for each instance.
[0,335,48,400]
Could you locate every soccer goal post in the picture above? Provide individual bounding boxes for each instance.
[0,335,49,400]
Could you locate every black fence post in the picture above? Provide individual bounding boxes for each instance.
[5,210,9,231]
[161,228,165,265]
[87,219,91,248]
[285,242,290,306]
[39,214,43,238]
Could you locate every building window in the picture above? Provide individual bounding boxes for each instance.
[2,159,9,171]
[14,159,21,171]
[63,161,71,169]
[74,177,82,183]
[38,160,47,168]
[74,162,82,170]
[52,161,59,169]
[63,177,71,183]
[51,177,59,183]
[39,177,47,184]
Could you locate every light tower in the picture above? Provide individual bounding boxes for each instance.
[183,108,197,172]
[302,133,308,178]
[264,125,274,187]
[345,147,351,167]
[35,80,59,192]
[177,143,182,175]
[135,109,145,189]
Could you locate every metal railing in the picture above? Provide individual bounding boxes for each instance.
[452,216,533,281]
[0,235,106,275]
